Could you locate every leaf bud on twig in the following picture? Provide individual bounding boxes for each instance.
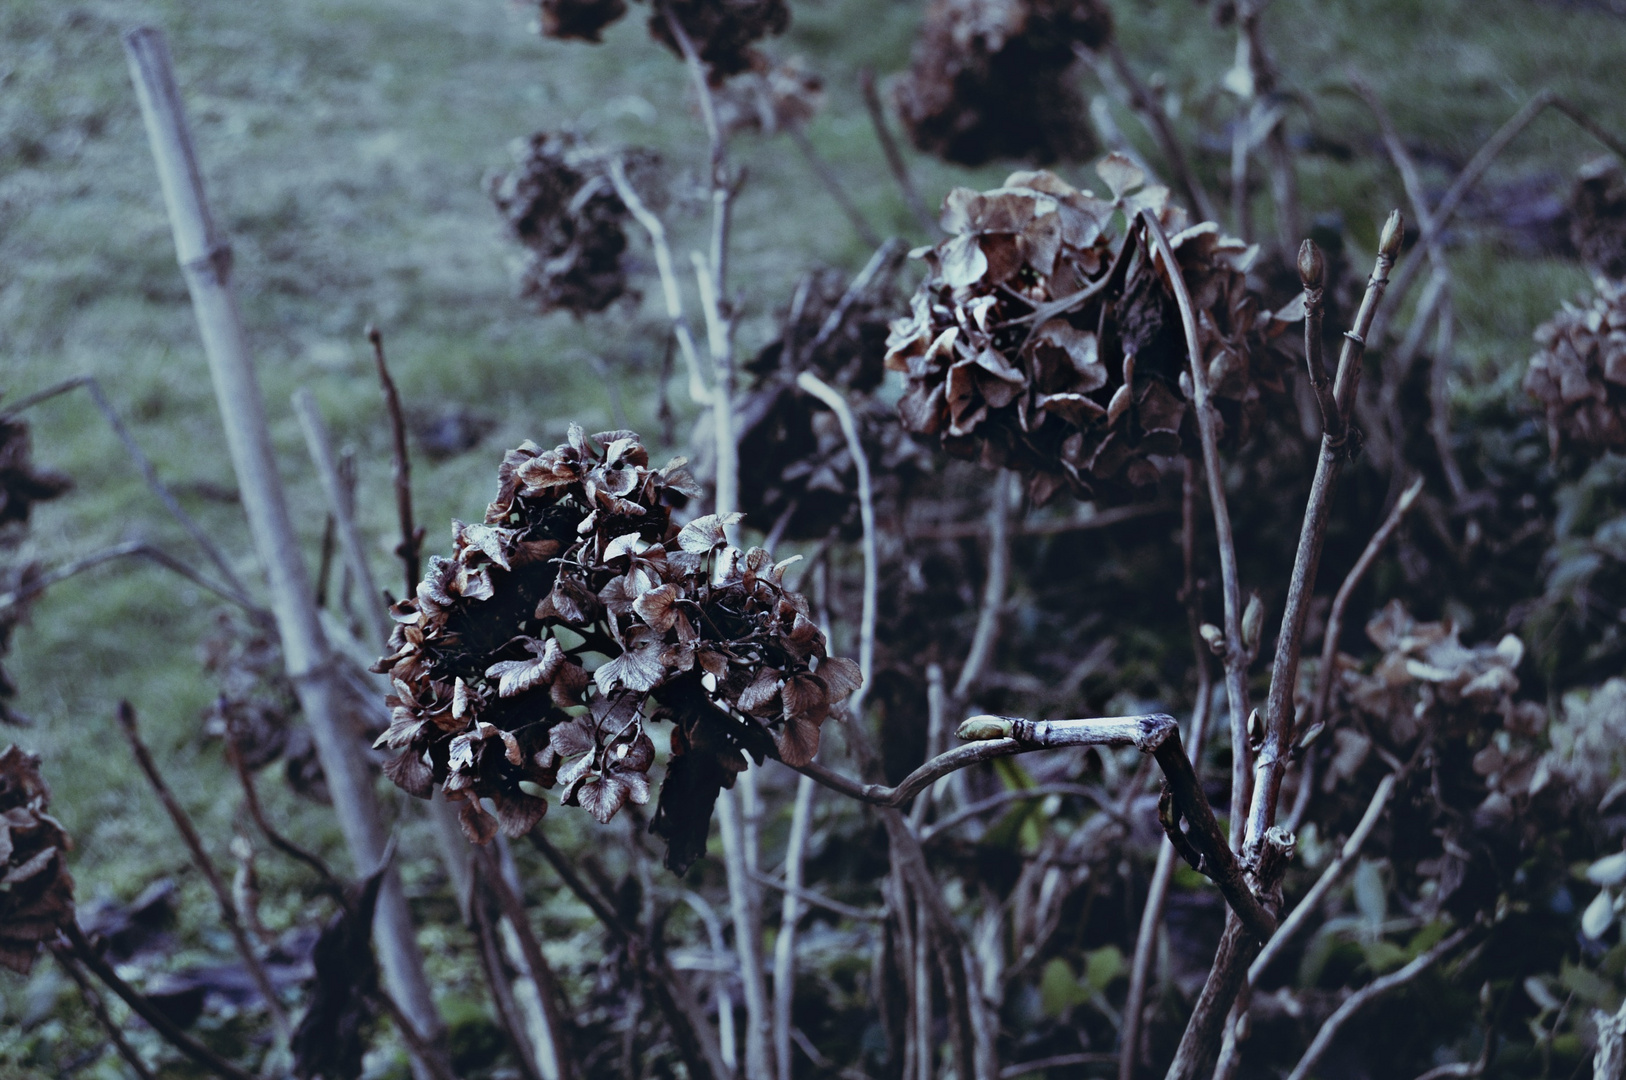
[957,715,1014,741]
[1241,592,1264,654]
[1297,238,1325,289]
[1200,623,1226,655]
[1379,209,1405,259]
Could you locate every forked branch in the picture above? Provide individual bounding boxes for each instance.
[793,712,1277,941]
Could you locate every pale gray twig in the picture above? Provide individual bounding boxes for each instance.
[1284,927,1475,1080]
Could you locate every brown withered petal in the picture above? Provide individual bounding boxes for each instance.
[815,656,862,701]
[576,774,633,824]
[383,750,434,800]
[594,626,666,693]
[738,672,783,717]
[549,717,597,759]
[634,584,683,633]
[677,513,743,553]
[486,637,567,698]
[772,716,821,767]
[490,789,548,837]
[551,662,590,707]
[457,798,500,845]
[780,673,829,725]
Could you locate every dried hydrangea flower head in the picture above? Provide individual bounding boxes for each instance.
[0,746,75,973]
[736,255,927,541]
[647,0,791,82]
[535,0,628,42]
[893,0,1110,166]
[715,55,825,137]
[1570,156,1626,281]
[1524,277,1626,458]
[489,132,656,318]
[1320,602,1551,919]
[886,156,1300,505]
[375,425,860,873]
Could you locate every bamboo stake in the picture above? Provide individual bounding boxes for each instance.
[121,27,447,1074]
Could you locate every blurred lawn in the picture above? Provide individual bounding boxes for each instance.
[0,0,1622,1071]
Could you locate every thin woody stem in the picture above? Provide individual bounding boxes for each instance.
[59,922,257,1080]
[1094,42,1219,224]
[859,67,935,234]
[1284,927,1475,1080]
[225,741,346,899]
[367,324,422,596]
[528,833,728,1080]
[1120,461,1215,1080]
[607,158,710,406]
[792,714,1277,941]
[1245,213,1401,861]
[56,952,158,1080]
[1368,91,1626,348]
[1310,477,1423,732]
[114,701,292,1043]
[0,375,257,612]
[0,540,255,617]
[1139,209,1253,850]
[1353,76,1469,501]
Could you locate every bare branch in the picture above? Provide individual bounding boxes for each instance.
[225,741,346,900]
[607,158,710,406]
[1121,461,1216,1080]
[529,833,727,1080]
[1284,927,1475,1080]
[0,540,256,616]
[114,701,292,1042]
[859,67,935,235]
[787,125,883,248]
[1246,212,1401,862]
[293,388,392,649]
[1251,773,1396,984]
[954,472,1014,703]
[1352,76,1469,502]
[1139,209,1254,848]
[920,782,1114,843]
[795,371,876,717]
[752,869,884,922]
[1310,477,1423,734]
[59,922,257,1080]
[1369,92,1626,348]
[56,952,158,1080]
[366,325,422,595]
[1087,42,1219,224]
[0,375,257,611]
[471,848,575,1080]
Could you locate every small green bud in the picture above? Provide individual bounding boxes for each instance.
[1379,210,1405,259]
[1241,592,1264,653]
[957,715,1013,741]
[1247,708,1262,744]
[1200,623,1226,655]
[1295,721,1325,751]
